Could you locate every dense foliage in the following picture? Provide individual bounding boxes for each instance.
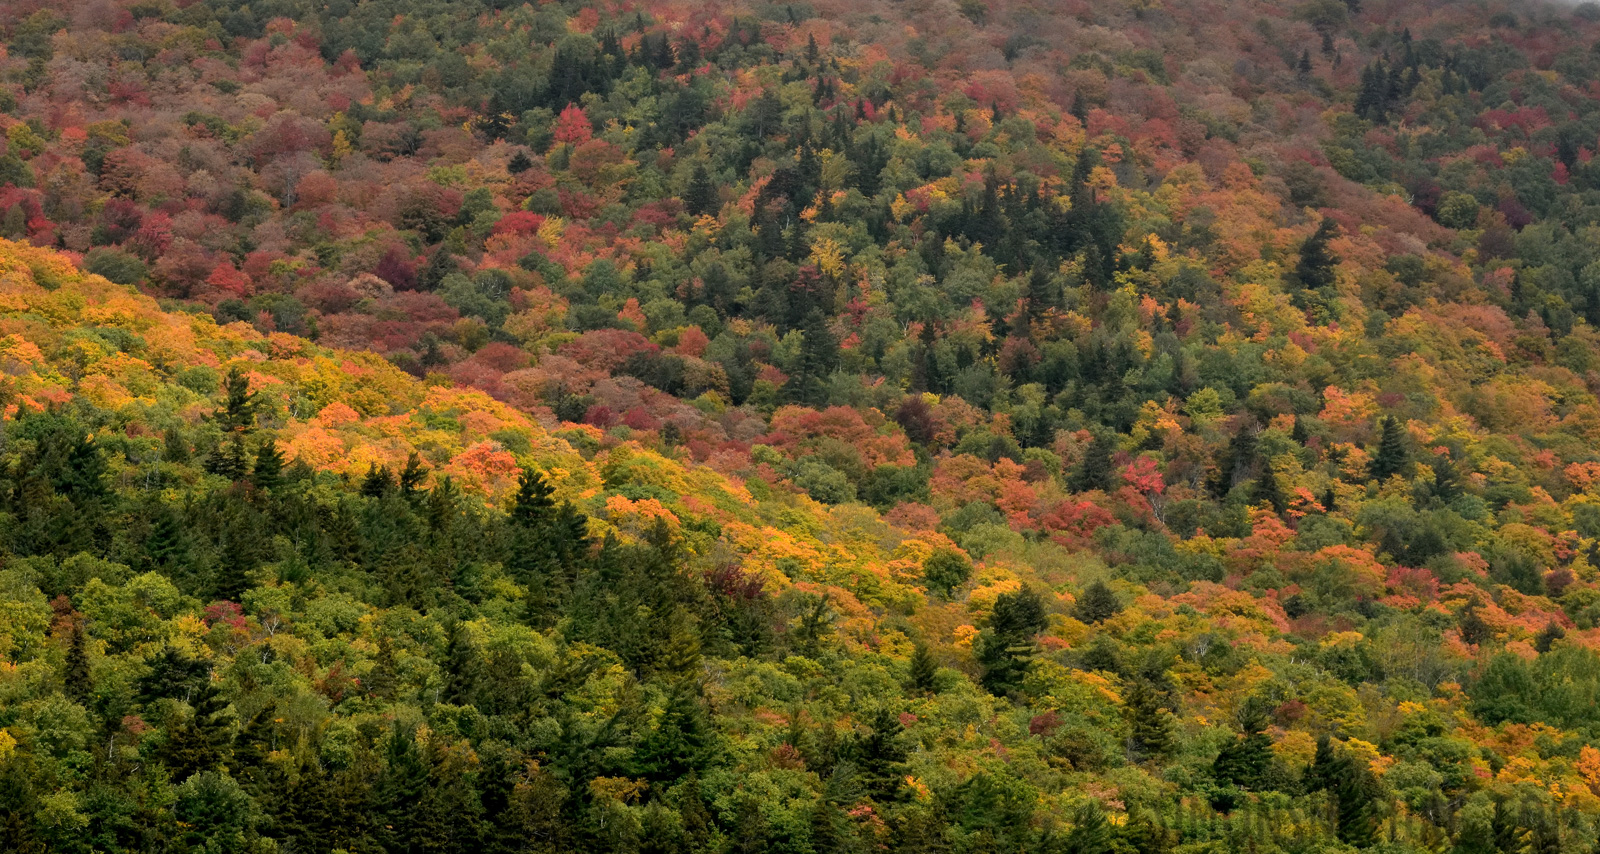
[6,0,1600,850]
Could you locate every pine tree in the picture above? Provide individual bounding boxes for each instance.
[360,463,393,498]
[1297,50,1313,74]
[397,452,427,500]
[440,621,480,706]
[785,310,839,406]
[635,682,716,781]
[1074,580,1122,625]
[64,620,91,705]
[507,150,533,174]
[907,642,938,695]
[208,430,250,481]
[1535,621,1566,653]
[251,439,283,491]
[1460,603,1492,646]
[164,425,191,464]
[1291,218,1340,292]
[1212,705,1274,790]
[1213,424,1258,496]
[1063,801,1114,854]
[147,506,185,568]
[1071,430,1116,492]
[1123,680,1173,760]
[978,586,1048,696]
[1370,415,1409,480]
[1254,463,1286,514]
[216,366,257,434]
[685,163,718,216]
[366,635,398,700]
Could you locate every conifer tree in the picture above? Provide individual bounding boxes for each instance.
[1370,415,1409,480]
[366,635,398,701]
[1063,801,1114,854]
[1123,680,1173,760]
[1290,218,1340,294]
[1212,704,1274,790]
[216,366,258,434]
[907,642,938,695]
[63,620,91,706]
[1071,430,1116,493]
[1255,463,1286,514]
[397,452,427,500]
[685,163,718,216]
[979,586,1048,696]
[440,621,480,706]
[251,439,283,491]
[1074,580,1122,625]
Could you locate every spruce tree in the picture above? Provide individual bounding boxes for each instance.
[907,642,938,695]
[1370,415,1409,480]
[1071,430,1116,493]
[397,452,427,500]
[1123,680,1173,760]
[1212,705,1274,790]
[251,439,283,491]
[1254,463,1286,514]
[216,366,258,434]
[685,163,718,216]
[440,621,480,706]
[208,431,250,481]
[1063,801,1114,854]
[978,586,1048,696]
[366,635,398,701]
[1290,218,1340,292]
[64,620,91,706]
[507,150,533,174]
[1074,580,1122,625]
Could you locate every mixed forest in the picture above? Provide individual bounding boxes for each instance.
[7,0,1600,850]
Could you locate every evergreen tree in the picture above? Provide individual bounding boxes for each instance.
[366,635,398,701]
[685,163,719,216]
[907,642,938,695]
[208,430,250,481]
[1063,801,1114,854]
[164,425,191,464]
[1535,621,1566,653]
[1211,704,1275,790]
[440,621,480,706]
[63,620,90,705]
[507,150,533,174]
[1070,430,1116,493]
[1213,423,1259,496]
[360,463,393,498]
[1255,463,1286,514]
[397,452,428,500]
[978,586,1048,696]
[1370,415,1409,480]
[785,310,839,406]
[1289,218,1340,302]
[1123,680,1173,760]
[251,438,283,491]
[216,366,258,434]
[1073,580,1122,625]
[635,682,716,781]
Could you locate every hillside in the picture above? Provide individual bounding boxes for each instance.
[5,0,1600,851]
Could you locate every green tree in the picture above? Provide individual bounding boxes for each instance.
[251,439,284,491]
[1071,430,1116,493]
[63,620,91,705]
[1370,415,1409,480]
[1123,680,1173,761]
[923,548,973,596]
[978,586,1048,695]
[907,642,938,695]
[1073,580,1121,624]
[216,366,258,433]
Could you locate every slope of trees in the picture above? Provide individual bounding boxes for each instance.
[3,0,1600,849]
